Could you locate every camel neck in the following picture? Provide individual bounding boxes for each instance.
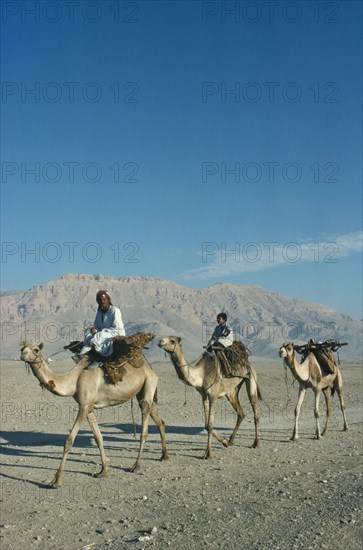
[29,358,85,397]
[285,353,310,382]
[170,347,205,387]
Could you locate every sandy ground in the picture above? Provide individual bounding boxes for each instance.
[0,355,362,550]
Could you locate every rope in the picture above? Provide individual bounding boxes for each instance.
[280,363,292,413]
[131,399,137,440]
[47,348,67,359]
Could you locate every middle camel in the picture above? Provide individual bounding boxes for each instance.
[158,335,261,458]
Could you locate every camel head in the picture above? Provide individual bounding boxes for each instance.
[158,336,181,354]
[279,342,295,359]
[20,341,44,363]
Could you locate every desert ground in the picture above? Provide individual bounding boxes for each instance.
[0,353,362,550]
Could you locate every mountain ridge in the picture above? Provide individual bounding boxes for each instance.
[1,273,361,361]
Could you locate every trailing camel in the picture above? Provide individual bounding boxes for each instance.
[279,342,348,440]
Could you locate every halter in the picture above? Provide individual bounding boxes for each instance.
[167,339,190,369]
[23,350,46,371]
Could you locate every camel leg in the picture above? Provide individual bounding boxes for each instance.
[321,387,332,436]
[291,387,306,441]
[50,405,89,488]
[149,403,169,462]
[87,411,109,478]
[202,395,228,455]
[130,398,151,472]
[225,387,245,446]
[314,388,322,439]
[245,376,260,448]
[334,370,348,431]
[204,396,218,459]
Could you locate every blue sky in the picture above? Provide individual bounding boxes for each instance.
[1,0,362,319]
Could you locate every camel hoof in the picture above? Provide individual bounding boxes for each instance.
[251,441,259,449]
[222,439,229,447]
[94,469,108,478]
[290,436,298,441]
[130,462,141,473]
[49,479,61,489]
[160,453,169,462]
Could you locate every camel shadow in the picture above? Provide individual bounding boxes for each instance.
[0,430,97,452]
[106,423,204,436]
[0,429,138,487]
[0,423,175,451]
[0,470,54,489]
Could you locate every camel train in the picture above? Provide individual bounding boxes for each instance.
[20,336,348,487]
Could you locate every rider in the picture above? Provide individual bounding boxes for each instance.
[79,290,125,358]
[207,313,234,352]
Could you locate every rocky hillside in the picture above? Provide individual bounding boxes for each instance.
[1,273,361,361]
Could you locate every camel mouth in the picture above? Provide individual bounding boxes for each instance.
[158,338,172,350]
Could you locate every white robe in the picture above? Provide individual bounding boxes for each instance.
[81,305,125,356]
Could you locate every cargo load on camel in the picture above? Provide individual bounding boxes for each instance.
[212,340,252,378]
[65,332,155,384]
[294,339,348,376]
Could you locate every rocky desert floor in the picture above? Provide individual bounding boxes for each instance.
[0,356,362,550]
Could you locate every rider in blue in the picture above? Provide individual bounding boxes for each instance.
[207,312,234,351]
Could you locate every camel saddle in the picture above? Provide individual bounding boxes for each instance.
[65,333,155,384]
[213,340,251,378]
[311,347,337,376]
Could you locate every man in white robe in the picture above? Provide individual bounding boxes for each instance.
[79,290,125,357]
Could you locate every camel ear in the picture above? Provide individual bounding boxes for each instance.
[39,342,44,350]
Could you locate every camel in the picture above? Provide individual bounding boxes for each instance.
[279,342,348,440]
[20,342,168,488]
[158,336,261,459]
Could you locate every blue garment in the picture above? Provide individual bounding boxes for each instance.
[209,322,234,348]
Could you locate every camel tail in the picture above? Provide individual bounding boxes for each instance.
[248,366,263,402]
[153,387,158,404]
[237,378,246,390]
[257,384,263,402]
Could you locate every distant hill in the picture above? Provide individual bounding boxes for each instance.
[1,273,362,361]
